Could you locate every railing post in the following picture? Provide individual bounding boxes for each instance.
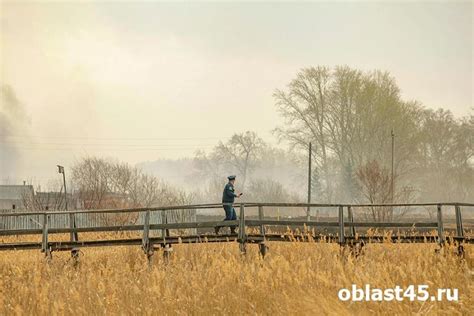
[142,210,151,250]
[161,210,172,263]
[41,213,51,260]
[436,204,444,245]
[69,212,78,242]
[142,210,153,264]
[161,210,167,241]
[239,204,246,254]
[258,205,265,236]
[258,205,267,257]
[347,206,355,237]
[338,206,345,245]
[455,205,464,238]
[69,210,79,261]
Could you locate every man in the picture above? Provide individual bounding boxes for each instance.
[216,175,243,234]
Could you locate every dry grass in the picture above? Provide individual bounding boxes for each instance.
[0,239,473,315]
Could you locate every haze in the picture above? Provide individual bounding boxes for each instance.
[1,1,472,184]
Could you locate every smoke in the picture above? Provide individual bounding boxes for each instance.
[0,84,31,179]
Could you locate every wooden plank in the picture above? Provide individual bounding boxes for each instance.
[346,222,438,228]
[245,220,339,227]
[258,206,265,236]
[0,220,241,236]
[1,202,473,218]
[455,206,464,238]
[1,235,238,251]
[338,206,345,244]
[247,234,473,244]
[0,219,442,237]
[258,205,267,257]
[437,204,444,244]
[239,204,246,253]
[41,214,48,253]
[347,206,355,237]
[246,220,438,228]
[161,210,166,240]
[0,242,43,250]
[142,210,150,253]
[69,212,78,243]
[149,220,238,230]
[1,234,473,252]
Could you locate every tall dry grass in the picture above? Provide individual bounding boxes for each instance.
[0,240,472,315]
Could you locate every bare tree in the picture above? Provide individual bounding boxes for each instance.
[209,131,266,190]
[274,66,332,200]
[356,160,415,221]
[275,66,424,202]
[240,178,301,217]
[28,182,67,212]
[416,109,474,202]
[245,178,298,203]
[71,157,197,226]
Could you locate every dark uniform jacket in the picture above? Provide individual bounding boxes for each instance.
[222,182,237,203]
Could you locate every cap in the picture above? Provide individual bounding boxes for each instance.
[227,175,236,180]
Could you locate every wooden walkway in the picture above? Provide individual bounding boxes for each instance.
[0,202,472,260]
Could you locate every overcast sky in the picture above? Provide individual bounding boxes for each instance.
[1,1,472,184]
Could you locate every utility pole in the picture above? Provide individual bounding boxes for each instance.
[307,142,312,222]
[390,130,395,203]
[390,130,395,220]
[58,165,68,212]
[58,165,78,258]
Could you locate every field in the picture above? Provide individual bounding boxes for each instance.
[1,237,473,315]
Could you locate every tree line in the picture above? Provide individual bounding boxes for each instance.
[33,66,472,221]
[273,66,472,204]
[193,66,473,219]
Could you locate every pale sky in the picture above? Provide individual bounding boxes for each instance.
[0,1,472,183]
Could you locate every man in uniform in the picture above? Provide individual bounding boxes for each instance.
[215,175,242,234]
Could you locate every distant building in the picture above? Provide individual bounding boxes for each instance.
[0,185,35,210]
